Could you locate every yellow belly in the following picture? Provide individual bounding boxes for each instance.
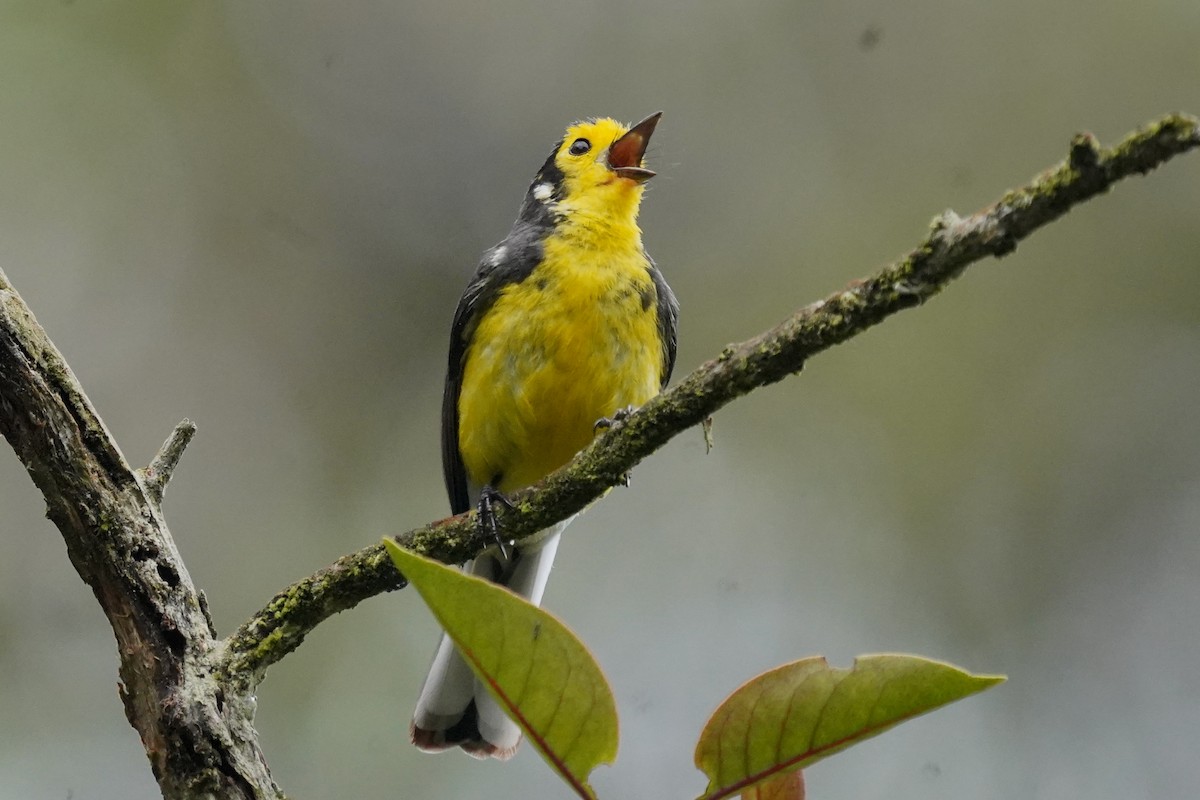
[457,242,662,492]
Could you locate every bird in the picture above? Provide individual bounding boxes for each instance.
[411,112,678,759]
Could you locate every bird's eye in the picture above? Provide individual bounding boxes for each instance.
[568,138,591,156]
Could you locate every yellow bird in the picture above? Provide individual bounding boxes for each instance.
[412,112,678,759]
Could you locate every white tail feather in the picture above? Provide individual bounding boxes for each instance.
[411,519,570,758]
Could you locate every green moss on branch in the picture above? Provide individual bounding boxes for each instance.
[219,113,1200,689]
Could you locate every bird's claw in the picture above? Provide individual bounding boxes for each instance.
[594,405,637,432]
[478,485,516,561]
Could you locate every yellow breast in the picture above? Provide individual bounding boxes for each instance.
[457,237,663,492]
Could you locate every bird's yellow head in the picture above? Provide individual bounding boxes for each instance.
[521,112,661,229]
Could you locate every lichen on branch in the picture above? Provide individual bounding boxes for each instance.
[218,113,1200,688]
[1,112,1197,798]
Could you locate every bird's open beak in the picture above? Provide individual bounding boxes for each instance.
[607,112,662,183]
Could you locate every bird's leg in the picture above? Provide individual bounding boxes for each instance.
[478,484,516,561]
[593,405,637,487]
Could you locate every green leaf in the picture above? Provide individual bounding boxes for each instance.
[740,769,805,800]
[694,654,1005,800]
[384,540,618,799]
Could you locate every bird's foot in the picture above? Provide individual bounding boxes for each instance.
[594,406,636,487]
[594,405,637,432]
[478,485,516,561]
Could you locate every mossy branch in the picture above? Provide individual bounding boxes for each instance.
[217,112,1200,688]
[0,299,279,794]
[1,111,1196,796]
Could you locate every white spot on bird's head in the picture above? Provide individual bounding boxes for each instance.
[533,183,554,202]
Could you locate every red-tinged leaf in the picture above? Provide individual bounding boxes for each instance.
[385,540,617,799]
[695,654,1004,800]
[741,769,804,800]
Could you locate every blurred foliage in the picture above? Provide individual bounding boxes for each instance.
[1,1,1198,798]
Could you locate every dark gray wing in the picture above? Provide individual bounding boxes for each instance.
[648,257,679,388]
[442,226,546,514]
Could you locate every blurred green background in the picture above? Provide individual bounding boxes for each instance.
[2,2,1199,798]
